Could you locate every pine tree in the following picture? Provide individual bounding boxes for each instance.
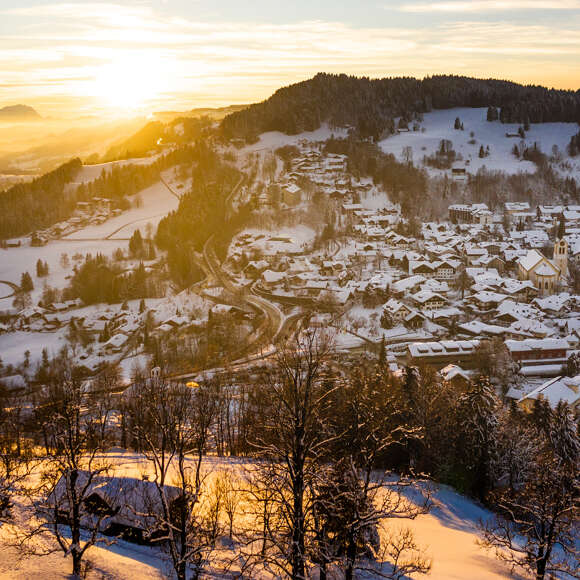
[557,215,566,239]
[486,106,499,122]
[457,377,499,500]
[20,271,33,292]
[128,229,144,257]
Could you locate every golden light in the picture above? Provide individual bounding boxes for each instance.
[90,53,165,112]
[186,381,199,389]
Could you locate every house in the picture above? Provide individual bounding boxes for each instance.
[449,203,490,224]
[411,290,447,310]
[384,298,413,322]
[505,338,568,375]
[517,375,580,411]
[405,310,426,329]
[46,472,183,545]
[439,364,471,390]
[505,202,530,215]
[0,373,26,391]
[261,269,285,289]
[104,333,129,354]
[281,183,302,206]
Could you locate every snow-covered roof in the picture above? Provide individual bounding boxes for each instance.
[505,338,569,353]
[518,375,580,408]
[518,249,544,272]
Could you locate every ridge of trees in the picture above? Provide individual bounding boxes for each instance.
[221,73,580,142]
[0,145,199,240]
[0,158,81,240]
[155,143,244,288]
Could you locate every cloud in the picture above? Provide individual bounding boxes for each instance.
[400,0,580,12]
[1,1,579,115]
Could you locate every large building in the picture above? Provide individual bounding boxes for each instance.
[449,203,492,225]
[408,340,480,368]
[517,239,567,296]
[505,338,569,376]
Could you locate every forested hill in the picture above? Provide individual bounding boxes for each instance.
[221,73,580,141]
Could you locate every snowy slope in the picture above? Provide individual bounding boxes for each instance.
[0,451,525,579]
[379,107,580,177]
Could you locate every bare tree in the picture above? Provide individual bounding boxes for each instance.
[19,364,113,578]
[127,375,219,580]
[243,330,335,579]
[320,364,431,580]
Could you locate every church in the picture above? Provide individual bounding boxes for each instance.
[517,238,568,296]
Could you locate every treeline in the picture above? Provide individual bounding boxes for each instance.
[0,158,81,239]
[64,254,162,304]
[0,145,200,240]
[76,145,200,201]
[324,136,428,216]
[156,143,243,287]
[221,73,580,142]
[3,334,577,579]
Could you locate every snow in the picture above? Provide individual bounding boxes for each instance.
[64,180,178,241]
[379,107,580,177]
[0,451,523,579]
[0,239,126,310]
[0,329,68,367]
[73,156,161,185]
[239,122,348,153]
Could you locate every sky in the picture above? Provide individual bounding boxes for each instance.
[1,0,580,118]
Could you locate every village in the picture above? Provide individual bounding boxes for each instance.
[1,126,580,414]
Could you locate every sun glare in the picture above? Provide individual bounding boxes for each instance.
[91,55,164,112]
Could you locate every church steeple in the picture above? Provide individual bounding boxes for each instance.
[554,238,568,277]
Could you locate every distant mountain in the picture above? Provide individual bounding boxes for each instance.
[153,104,248,123]
[221,73,580,141]
[0,104,41,121]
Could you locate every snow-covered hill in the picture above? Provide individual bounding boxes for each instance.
[0,452,522,579]
[379,107,580,178]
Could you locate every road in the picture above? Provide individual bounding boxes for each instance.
[167,174,308,380]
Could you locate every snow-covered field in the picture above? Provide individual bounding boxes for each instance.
[379,107,580,177]
[0,178,179,313]
[73,156,161,185]
[240,122,348,153]
[0,451,521,579]
[0,239,126,311]
[64,180,178,241]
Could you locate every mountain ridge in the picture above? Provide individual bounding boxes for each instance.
[0,104,41,121]
[221,73,580,142]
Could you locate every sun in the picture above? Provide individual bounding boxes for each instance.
[91,55,163,112]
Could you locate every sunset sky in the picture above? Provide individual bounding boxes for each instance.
[1,0,580,118]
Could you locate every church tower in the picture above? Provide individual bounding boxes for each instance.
[554,238,568,277]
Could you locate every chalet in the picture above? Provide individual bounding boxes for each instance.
[384,298,413,322]
[261,269,285,289]
[439,364,471,390]
[281,183,302,206]
[411,290,447,310]
[405,310,426,329]
[103,333,129,354]
[46,472,183,545]
[517,375,580,411]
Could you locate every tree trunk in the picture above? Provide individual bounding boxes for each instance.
[345,533,357,580]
